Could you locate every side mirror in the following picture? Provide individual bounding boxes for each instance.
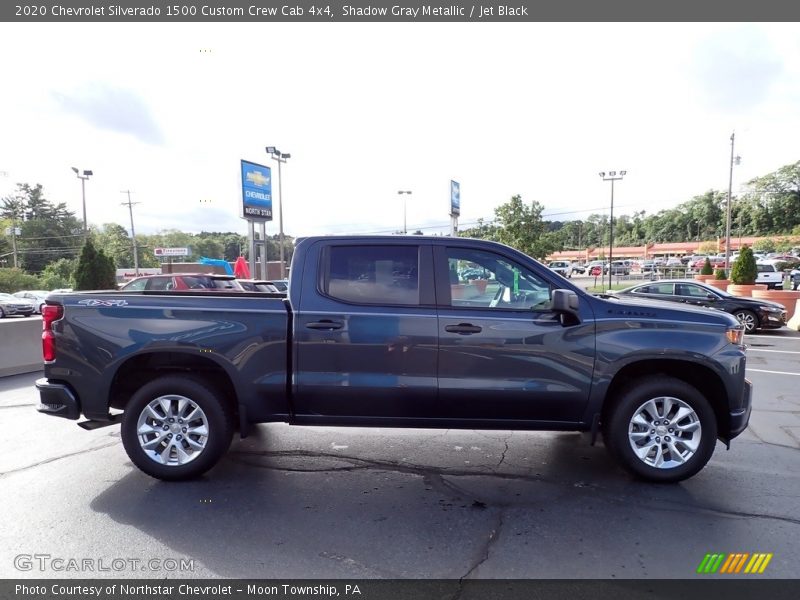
[706,294,716,301]
[551,289,580,321]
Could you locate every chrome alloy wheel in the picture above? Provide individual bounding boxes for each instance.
[627,396,701,469]
[136,395,210,466]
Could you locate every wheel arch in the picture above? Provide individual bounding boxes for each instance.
[108,352,239,424]
[600,359,730,440]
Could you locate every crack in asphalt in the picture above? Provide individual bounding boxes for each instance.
[227,448,800,527]
[459,510,505,583]
[495,433,513,469]
[0,440,120,478]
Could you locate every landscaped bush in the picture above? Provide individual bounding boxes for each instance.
[730,246,757,285]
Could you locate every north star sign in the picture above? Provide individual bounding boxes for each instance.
[241,160,272,221]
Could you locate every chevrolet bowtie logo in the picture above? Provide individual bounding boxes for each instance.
[246,171,269,187]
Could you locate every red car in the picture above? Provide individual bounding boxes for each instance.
[120,274,244,291]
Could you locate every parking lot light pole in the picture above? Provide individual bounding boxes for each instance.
[266,147,291,278]
[724,133,741,274]
[397,190,412,234]
[599,170,626,291]
[71,167,93,237]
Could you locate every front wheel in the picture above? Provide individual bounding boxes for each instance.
[603,376,717,482]
[733,310,758,333]
[121,375,234,481]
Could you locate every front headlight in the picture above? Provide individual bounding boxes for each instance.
[726,326,745,346]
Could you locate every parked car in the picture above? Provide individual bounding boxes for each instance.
[790,268,800,291]
[120,274,244,291]
[237,279,281,293]
[0,293,36,318]
[571,264,586,275]
[548,261,574,278]
[606,260,630,275]
[755,262,785,290]
[13,290,49,313]
[586,260,605,276]
[614,279,786,333]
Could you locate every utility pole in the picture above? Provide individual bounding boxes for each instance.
[120,190,141,276]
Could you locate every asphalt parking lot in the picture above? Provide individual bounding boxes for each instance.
[0,330,798,580]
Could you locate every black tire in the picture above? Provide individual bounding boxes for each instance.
[733,309,759,333]
[0,307,5,318]
[602,376,717,483]
[121,375,234,481]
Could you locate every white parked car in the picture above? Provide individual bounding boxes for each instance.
[13,290,49,314]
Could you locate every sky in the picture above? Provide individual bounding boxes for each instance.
[1,22,799,240]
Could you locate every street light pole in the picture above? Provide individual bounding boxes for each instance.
[266,147,291,278]
[724,132,741,274]
[397,190,412,234]
[120,190,140,276]
[598,170,626,291]
[71,167,93,237]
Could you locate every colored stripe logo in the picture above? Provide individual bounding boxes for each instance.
[697,553,773,574]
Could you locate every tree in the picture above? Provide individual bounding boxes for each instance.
[492,195,561,260]
[94,223,133,268]
[3,184,82,274]
[0,268,40,293]
[39,258,77,290]
[74,238,117,290]
[701,258,713,275]
[730,246,757,285]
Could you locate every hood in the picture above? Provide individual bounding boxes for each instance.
[593,293,739,327]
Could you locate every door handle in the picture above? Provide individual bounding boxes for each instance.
[306,320,343,330]
[445,323,482,335]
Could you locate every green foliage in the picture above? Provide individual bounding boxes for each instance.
[491,195,561,260]
[752,238,776,253]
[701,257,714,275]
[0,268,41,293]
[38,258,77,290]
[74,239,117,290]
[2,183,82,273]
[730,246,757,285]
[714,268,727,280]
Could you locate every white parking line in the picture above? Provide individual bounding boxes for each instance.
[747,348,800,354]
[746,368,800,376]
[745,334,799,340]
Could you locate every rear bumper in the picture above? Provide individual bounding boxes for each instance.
[729,378,752,439]
[35,378,80,420]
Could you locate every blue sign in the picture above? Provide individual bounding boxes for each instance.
[241,160,272,221]
[450,180,460,217]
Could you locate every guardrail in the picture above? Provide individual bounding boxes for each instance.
[0,316,42,377]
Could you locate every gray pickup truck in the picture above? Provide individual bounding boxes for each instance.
[36,236,752,483]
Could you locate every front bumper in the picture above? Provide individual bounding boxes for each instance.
[729,378,752,439]
[35,378,80,420]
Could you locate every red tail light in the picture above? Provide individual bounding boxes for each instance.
[42,304,63,362]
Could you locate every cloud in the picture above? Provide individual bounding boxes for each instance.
[690,27,784,114]
[53,83,165,145]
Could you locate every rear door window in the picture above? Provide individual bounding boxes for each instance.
[323,246,420,305]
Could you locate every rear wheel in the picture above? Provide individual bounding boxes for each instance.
[733,310,758,333]
[121,375,234,481]
[603,376,717,482]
